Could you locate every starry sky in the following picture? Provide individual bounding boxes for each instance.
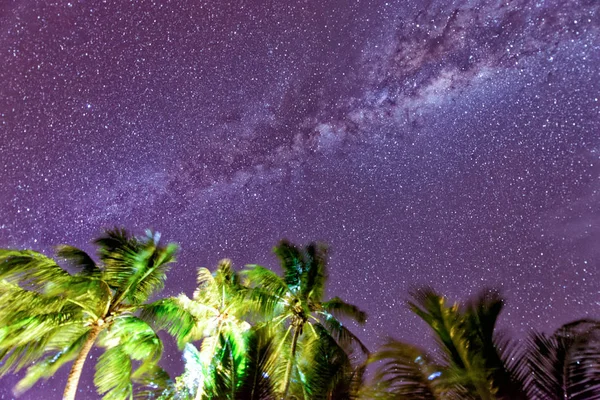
[1,0,599,398]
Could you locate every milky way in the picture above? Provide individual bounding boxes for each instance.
[1,0,599,398]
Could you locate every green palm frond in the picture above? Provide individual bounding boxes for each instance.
[0,310,82,350]
[95,316,164,399]
[319,318,369,355]
[55,245,101,277]
[273,241,304,292]
[209,332,249,399]
[237,326,283,400]
[14,328,91,394]
[0,341,49,376]
[299,243,327,302]
[142,298,196,348]
[98,316,163,362]
[0,282,73,325]
[194,267,218,301]
[408,287,529,399]
[95,346,133,399]
[107,231,177,306]
[0,250,72,292]
[322,297,367,324]
[299,324,354,400]
[242,266,289,318]
[408,288,467,369]
[131,364,172,399]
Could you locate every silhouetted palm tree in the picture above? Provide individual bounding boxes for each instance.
[522,318,600,399]
[0,229,176,399]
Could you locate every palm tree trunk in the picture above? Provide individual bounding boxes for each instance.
[63,325,102,400]
[282,326,301,400]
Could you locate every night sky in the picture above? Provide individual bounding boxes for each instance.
[1,0,599,398]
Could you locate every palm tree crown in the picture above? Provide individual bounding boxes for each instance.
[243,240,368,399]
[0,229,176,399]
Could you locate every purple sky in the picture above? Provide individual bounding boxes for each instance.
[1,0,599,398]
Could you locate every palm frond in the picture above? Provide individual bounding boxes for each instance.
[99,316,163,363]
[141,298,196,348]
[55,245,101,277]
[273,241,304,292]
[322,297,367,324]
[524,319,600,400]
[319,318,369,356]
[0,250,72,292]
[408,288,466,369]
[299,324,354,400]
[194,267,218,301]
[300,242,328,302]
[0,341,49,376]
[14,328,91,394]
[131,364,172,399]
[102,230,177,306]
[409,287,502,399]
[367,339,441,399]
[94,345,133,399]
[237,326,282,400]
[242,266,289,317]
[123,236,178,305]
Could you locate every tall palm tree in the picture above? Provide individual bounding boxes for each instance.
[242,240,368,399]
[522,318,600,399]
[0,229,176,399]
[144,259,256,400]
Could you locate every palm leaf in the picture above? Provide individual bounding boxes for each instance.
[95,346,133,399]
[141,298,196,349]
[319,317,369,355]
[367,339,441,399]
[55,245,101,277]
[300,243,327,303]
[237,326,282,400]
[0,250,72,292]
[14,328,91,394]
[525,319,600,399]
[242,266,289,318]
[273,241,304,292]
[322,297,367,324]
[299,324,354,400]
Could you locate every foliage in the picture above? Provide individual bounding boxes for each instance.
[522,319,600,399]
[2,232,600,400]
[0,229,176,399]
[242,240,368,399]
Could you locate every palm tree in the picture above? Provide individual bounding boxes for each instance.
[144,259,257,400]
[0,229,176,399]
[366,288,527,399]
[242,240,368,399]
[522,318,600,399]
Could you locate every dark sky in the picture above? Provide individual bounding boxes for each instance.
[1,0,599,398]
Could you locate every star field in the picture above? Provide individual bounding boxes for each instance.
[1,0,599,398]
